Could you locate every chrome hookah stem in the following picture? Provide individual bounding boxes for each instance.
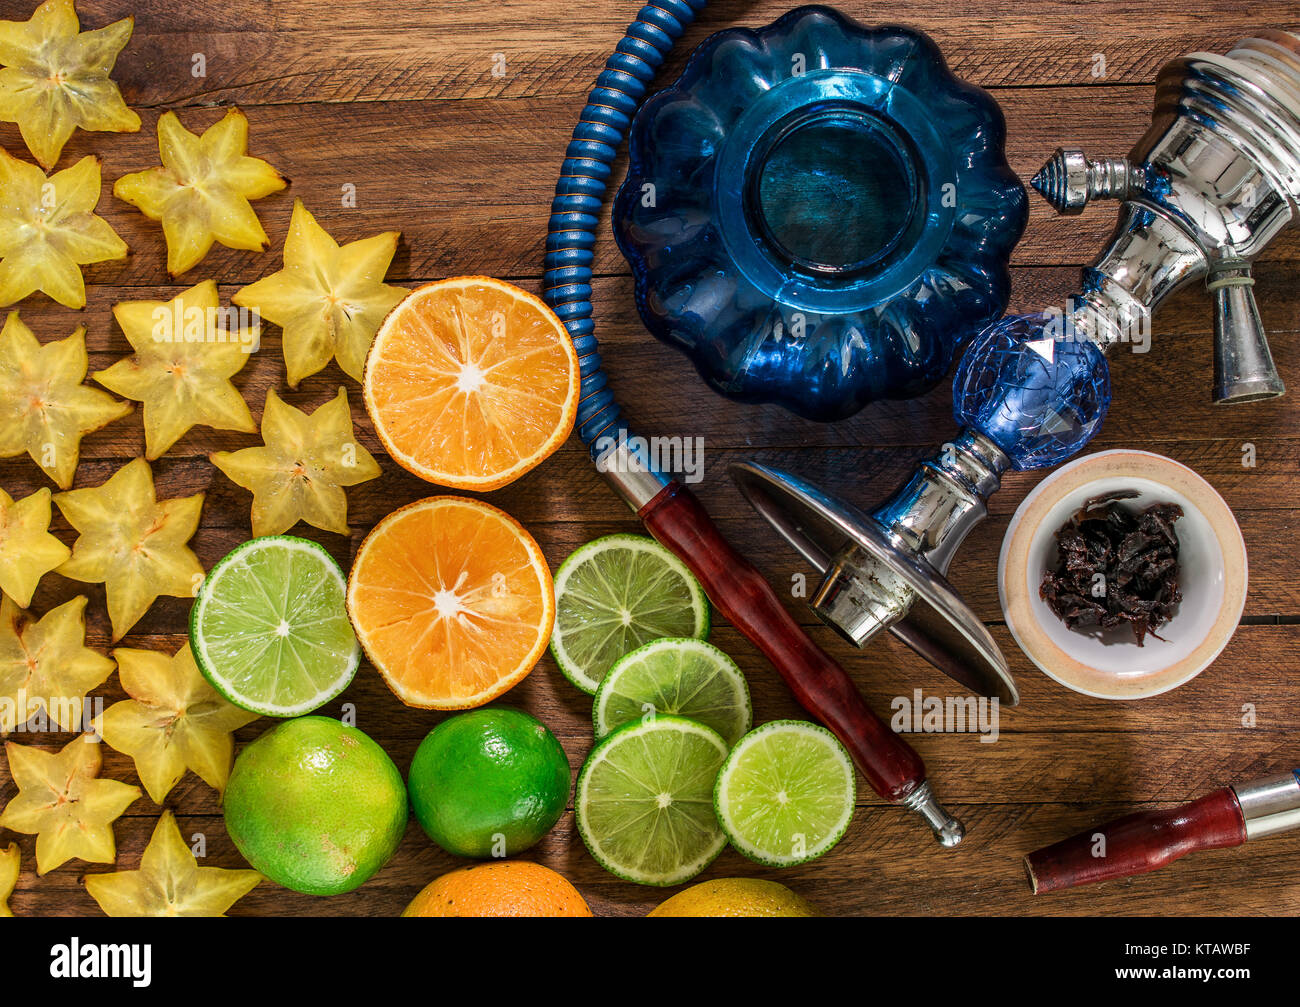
[815,431,1010,646]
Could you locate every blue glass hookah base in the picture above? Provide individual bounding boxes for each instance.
[613,5,1028,422]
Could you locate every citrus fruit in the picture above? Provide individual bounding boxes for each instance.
[647,878,822,917]
[714,720,856,867]
[408,708,569,858]
[223,717,407,896]
[403,861,592,917]
[346,496,554,709]
[593,637,751,745]
[190,535,360,717]
[551,534,709,695]
[575,715,728,886]
[363,276,579,491]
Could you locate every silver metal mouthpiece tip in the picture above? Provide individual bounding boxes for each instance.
[1031,147,1138,215]
[903,781,966,848]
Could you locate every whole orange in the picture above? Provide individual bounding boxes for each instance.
[402,861,592,917]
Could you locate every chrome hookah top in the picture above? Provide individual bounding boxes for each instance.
[733,31,1300,698]
[1033,30,1300,401]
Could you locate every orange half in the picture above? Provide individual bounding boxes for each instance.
[363,276,580,491]
[347,496,554,709]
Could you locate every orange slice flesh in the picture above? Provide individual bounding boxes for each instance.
[363,277,579,491]
[347,496,555,709]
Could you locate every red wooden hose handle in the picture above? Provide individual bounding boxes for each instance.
[637,481,927,803]
[1024,788,1248,894]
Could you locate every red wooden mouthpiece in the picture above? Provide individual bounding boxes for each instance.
[638,481,926,803]
[1024,787,1248,894]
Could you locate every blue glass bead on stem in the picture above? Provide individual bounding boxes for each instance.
[952,311,1112,470]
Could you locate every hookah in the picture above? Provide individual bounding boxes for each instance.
[732,30,1300,693]
[542,3,1300,847]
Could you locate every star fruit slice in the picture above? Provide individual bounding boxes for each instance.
[95,642,258,803]
[0,841,16,915]
[54,457,205,640]
[0,593,114,734]
[93,279,257,458]
[211,387,380,537]
[114,107,287,277]
[0,486,70,606]
[0,150,128,308]
[85,809,262,917]
[0,0,140,170]
[0,311,132,487]
[0,734,140,874]
[232,199,404,386]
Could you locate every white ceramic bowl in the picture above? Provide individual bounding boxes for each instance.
[998,450,1247,700]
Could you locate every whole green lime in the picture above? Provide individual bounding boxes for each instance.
[224,716,407,895]
[408,708,569,858]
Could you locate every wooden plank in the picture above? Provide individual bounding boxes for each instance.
[24,437,1300,529]
[77,0,1300,105]
[2,91,1299,288]
[7,800,1297,917]
[5,264,1300,471]
[12,501,1300,634]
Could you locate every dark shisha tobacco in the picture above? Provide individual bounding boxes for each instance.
[1039,490,1184,645]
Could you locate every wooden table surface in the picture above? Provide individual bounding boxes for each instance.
[3,0,1299,918]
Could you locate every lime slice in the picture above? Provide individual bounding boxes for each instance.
[576,715,728,886]
[593,638,751,746]
[550,534,708,695]
[714,720,856,867]
[190,535,360,717]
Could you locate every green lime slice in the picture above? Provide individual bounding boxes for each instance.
[714,720,856,867]
[190,535,360,717]
[593,637,751,746]
[576,715,728,886]
[550,534,709,695]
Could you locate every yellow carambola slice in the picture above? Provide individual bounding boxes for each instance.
[0,488,70,607]
[211,387,380,537]
[0,311,132,487]
[94,280,258,459]
[0,842,17,915]
[86,810,262,917]
[114,108,286,276]
[234,199,405,385]
[0,151,129,309]
[0,0,140,170]
[54,457,205,640]
[0,593,113,734]
[95,643,259,804]
[0,735,140,875]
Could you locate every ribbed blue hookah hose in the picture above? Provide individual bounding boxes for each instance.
[542,0,708,455]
